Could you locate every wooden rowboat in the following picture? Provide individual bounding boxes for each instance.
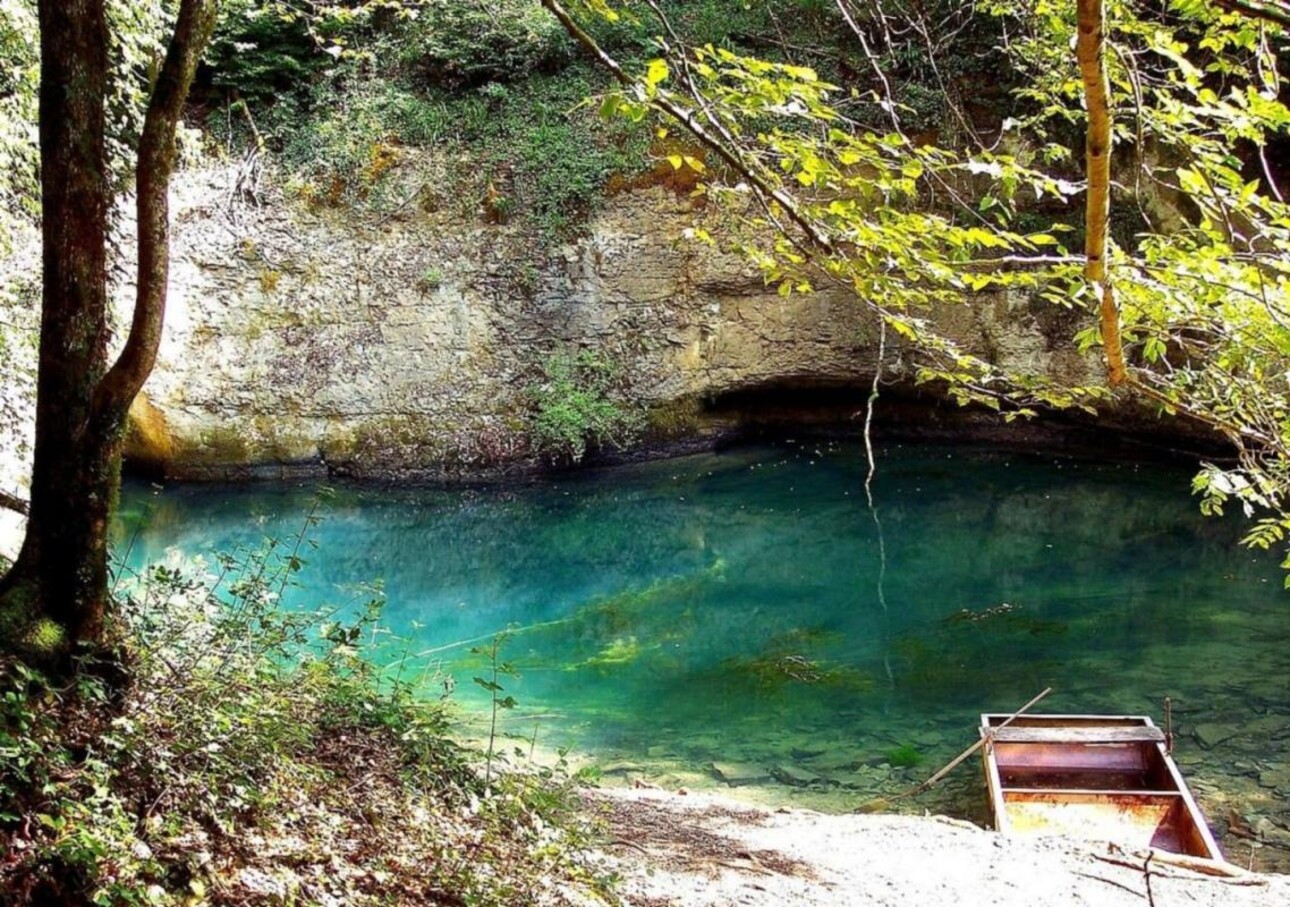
[980,713,1222,860]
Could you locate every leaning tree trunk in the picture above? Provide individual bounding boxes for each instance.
[0,0,218,656]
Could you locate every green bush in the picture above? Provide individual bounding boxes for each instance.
[205,0,324,101]
[468,66,651,238]
[274,74,435,205]
[529,350,643,464]
[401,0,574,89]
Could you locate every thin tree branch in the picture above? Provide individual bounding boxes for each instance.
[1210,0,1290,29]
[539,0,833,252]
[834,0,903,133]
[0,489,29,517]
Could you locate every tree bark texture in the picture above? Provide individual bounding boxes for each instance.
[0,0,115,647]
[1076,0,1128,387]
[0,0,218,653]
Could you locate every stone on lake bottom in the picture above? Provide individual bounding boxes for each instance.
[1193,724,1241,748]
[773,764,824,786]
[710,761,772,786]
[1257,768,1290,791]
[791,747,827,761]
[601,761,645,775]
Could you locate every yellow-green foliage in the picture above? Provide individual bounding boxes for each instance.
[0,578,67,663]
[22,619,64,655]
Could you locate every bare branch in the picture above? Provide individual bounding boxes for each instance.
[0,489,29,517]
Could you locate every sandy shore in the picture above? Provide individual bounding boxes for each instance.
[584,787,1290,907]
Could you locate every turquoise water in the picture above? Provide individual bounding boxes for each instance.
[115,442,1290,864]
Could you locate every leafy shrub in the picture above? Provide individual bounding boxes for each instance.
[197,0,658,234]
[468,66,651,238]
[518,120,619,236]
[401,0,574,89]
[204,0,324,101]
[529,350,642,463]
[275,74,435,205]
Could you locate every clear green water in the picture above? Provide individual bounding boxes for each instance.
[115,442,1290,865]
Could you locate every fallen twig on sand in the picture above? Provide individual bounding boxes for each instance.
[1093,851,1266,885]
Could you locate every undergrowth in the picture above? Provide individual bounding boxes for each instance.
[257,57,652,240]
[205,0,993,240]
[0,506,617,906]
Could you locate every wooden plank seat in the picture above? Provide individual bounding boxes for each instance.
[988,725,1166,744]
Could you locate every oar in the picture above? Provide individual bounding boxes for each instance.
[854,686,1052,814]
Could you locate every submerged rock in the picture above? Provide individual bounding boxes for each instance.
[1193,723,1242,748]
[710,761,772,786]
[601,761,646,776]
[1257,768,1290,791]
[790,746,827,761]
[772,764,825,787]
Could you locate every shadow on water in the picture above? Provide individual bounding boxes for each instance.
[115,441,1290,870]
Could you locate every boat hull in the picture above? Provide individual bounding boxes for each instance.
[980,713,1222,861]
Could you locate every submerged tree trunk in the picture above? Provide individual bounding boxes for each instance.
[0,0,218,657]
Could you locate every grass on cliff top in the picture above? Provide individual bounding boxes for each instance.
[202,0,944,240]
[0,519,617,907]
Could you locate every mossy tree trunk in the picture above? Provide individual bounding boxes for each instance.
[0,0,219,658]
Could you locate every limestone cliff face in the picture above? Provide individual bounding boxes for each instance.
[118,161,1103,481]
